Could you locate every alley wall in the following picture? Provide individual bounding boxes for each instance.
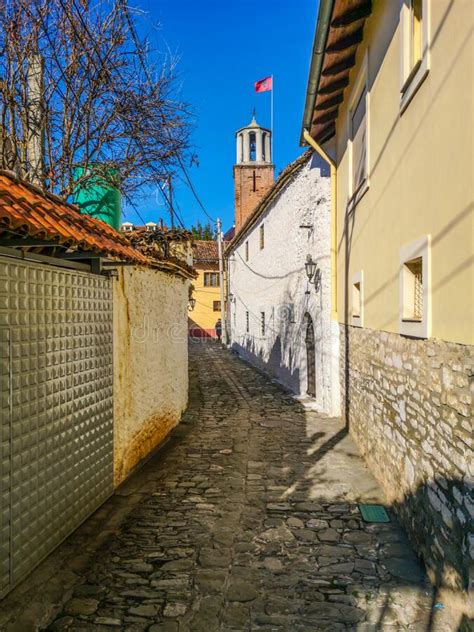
[113,266,190,484]
[228,155,340,416]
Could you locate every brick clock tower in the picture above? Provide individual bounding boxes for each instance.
[233,116,274,233]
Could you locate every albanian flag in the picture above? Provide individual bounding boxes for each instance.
[255,76,273,92]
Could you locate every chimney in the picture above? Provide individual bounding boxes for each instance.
[27,54,45,186]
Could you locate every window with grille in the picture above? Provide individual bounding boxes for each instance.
[261,312,266,336]
[403,257,423,320]
[204,272,219,287]
[213,301,221,312]
[352,281,361,318]
[260,224,265,250]
[246,311,249,333]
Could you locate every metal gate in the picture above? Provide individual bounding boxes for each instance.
[0,256,114,597]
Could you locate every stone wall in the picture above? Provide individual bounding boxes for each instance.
[113,266,190,485]
[340,324,473,590]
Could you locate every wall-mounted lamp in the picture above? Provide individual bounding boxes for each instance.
[188,297,196,311]
[305,254,322,292]
[228,293,236,304]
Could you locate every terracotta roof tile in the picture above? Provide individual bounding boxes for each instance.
[0,172,149,264]
[193,240,219,262]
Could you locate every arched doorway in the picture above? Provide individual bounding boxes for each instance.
[305,314,316,397]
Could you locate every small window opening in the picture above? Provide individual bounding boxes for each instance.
[351,87,367,193]
[261,312,266,336]
[259,224,264,250]
[352,281,361,318]
[403,257,423,320]
[204,272,220,287]
[245,240,249,261]
[411,0,423,68]
[213,300,221,312]
[246,311,249,333]
[249,132,256,161]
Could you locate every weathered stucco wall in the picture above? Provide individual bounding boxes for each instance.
[340,324,473,589]
[228,155,340,416]
[113,266,190,484]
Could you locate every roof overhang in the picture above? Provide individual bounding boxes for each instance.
[300,0,372,146]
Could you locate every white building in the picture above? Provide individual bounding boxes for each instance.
[226,120,339,415]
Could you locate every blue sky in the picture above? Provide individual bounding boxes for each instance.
[123,0,318,232]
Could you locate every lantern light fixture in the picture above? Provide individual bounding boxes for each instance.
[305,254,322,292]
[188,297,196,311]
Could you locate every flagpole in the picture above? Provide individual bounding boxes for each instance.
[271,75,274,163]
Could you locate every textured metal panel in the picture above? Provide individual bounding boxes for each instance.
[0,257,113,596]
[0,327,11,593]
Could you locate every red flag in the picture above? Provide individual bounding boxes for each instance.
[255,76,273,93]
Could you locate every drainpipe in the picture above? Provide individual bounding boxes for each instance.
[303,129,337,321]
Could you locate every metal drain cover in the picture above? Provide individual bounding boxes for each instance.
[358,504,390,523]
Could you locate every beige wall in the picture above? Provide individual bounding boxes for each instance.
[334,0,473,344]
[113,266,190,484]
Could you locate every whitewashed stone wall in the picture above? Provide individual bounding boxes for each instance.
[113,266,190,484]
[340,324,473,589]
[227,154,340,416]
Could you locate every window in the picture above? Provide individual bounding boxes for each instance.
[213,301,221,312]
[348,53,369,206]
[400,236,430,338]
[261,312,266,336]
[351,271,364,326]
[260,224,265,250]
[249,132,256,161]
[402,258,423,321]
[351,87,367,194]
[246,311,249,333]
[245,241,249,261]
[204,272,219,287]
[401,0,429,110]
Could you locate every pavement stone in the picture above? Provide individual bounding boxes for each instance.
[1,342,462,630]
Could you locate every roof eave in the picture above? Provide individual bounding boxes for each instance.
[300,0,336,146]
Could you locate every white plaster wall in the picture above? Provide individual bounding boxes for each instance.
[227,154,339,415]
[113,266,190,484]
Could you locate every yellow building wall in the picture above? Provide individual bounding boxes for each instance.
[334,0,473,345]
[189,267,221,337]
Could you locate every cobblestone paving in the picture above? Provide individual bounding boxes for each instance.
[46,342,450,631]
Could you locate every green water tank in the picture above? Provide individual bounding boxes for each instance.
[74,166,121,230]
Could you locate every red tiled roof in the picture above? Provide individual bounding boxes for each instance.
[0,171,149,264]
[193,240,218,262]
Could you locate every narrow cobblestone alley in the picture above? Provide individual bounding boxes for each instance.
[2,343,454,631]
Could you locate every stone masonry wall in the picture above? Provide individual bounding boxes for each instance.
[339,324,473,590]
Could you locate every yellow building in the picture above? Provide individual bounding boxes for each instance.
[301,0,473,592]
[189,240,221,338]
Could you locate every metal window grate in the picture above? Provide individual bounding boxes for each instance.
[407,258,423,319]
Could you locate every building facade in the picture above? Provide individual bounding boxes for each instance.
[227,118,339,415]
[301,0,473,590]
[189,240,221,338]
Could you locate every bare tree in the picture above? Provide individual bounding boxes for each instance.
[0,0,191,199]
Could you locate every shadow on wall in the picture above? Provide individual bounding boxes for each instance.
[231,334,301,395]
